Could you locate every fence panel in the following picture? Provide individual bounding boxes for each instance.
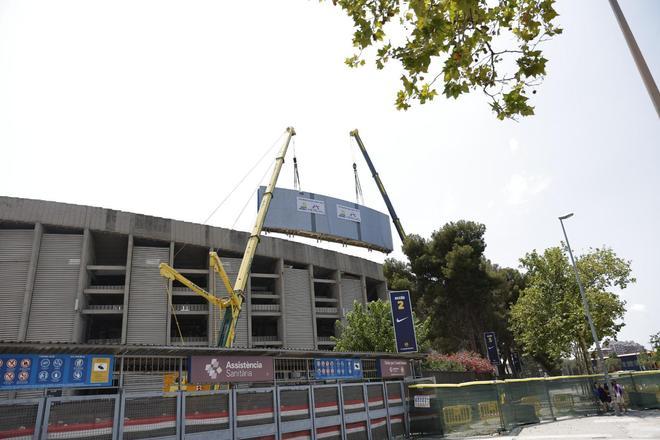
[385,382,406,439]
[120,392,179,440]
[0,397,44,440]
[42,395,118,440]
[312,384,342,440]
[628,371,660,410]
[234,387,276,439]
[182,390,231,439]
[341,384,369,440]
[279,385,313,440]
[367,383,387,440]
[545,377,598,417]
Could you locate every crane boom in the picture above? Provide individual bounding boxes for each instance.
[158,127,296,348]
[218,126,296,347]
[350,129,406,243]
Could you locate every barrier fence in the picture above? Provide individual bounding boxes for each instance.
[0,380,412,440]
[408,370,660,438]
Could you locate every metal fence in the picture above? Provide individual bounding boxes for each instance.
[408,370,660,438]
[0,381,410,440]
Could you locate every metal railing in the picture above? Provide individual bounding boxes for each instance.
[85,304,124,311]
[173,304,208,312]
[252,304,281,312]
[0,381,410,440]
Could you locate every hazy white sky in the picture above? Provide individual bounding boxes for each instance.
[1,1,658,347]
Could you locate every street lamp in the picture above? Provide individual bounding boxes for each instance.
[558,213,609,383]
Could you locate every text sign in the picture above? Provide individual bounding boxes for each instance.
[414,395,431,408]
[314,358,363,380]
[484,332,500,365]
[389,290,418,353]
[189,356,274,383]
[378,359,411,378]
[0,354,113,390]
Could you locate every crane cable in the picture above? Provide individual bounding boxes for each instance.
[165,280,185,346]
[349,135,364,205]
[292,137,302,192]
[172,129,287,262]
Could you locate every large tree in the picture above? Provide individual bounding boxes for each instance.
[333,300,430,352]
[330,0,562,119]
[401,220,522,358]
[510,246,633,373]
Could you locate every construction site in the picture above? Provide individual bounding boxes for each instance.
[0,128,429,439]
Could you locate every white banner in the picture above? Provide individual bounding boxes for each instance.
[414,395,431,408]
[337,205,361,222]
[297,197,326,215]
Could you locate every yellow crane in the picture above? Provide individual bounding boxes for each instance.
[159,127,296,348]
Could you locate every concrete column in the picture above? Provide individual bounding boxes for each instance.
[121,235,134,344]
[166,242,174,345]
[18,223,42,341]
[277,258,287,347]
[71,228,91,343]
[360,275,368,305]
[307,264,318,348]
[335,270,344,326]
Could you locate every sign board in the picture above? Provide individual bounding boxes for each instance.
[378,359,411,378]
[189,356,274,383]
[511,351,522,374]
[389,290,418,353]
[414,395,431,408]
[314,358,363,380]
[483,332,500,365]
[259,187,393,253]
[0,354,113,390]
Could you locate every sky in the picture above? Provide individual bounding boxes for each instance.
[1,1,658,347]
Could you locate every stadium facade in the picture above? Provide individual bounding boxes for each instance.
[0,196,388,351]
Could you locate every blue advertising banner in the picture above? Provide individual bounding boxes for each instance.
[314,358,362,380]
[483,332,501,365]
[389,290,418,353]
[0,354,114,390]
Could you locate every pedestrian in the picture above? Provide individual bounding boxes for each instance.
[596,383,609,412]
[603,383,613,412]
[611,380,627,415]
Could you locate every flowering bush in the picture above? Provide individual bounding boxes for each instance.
[425,351,495,374]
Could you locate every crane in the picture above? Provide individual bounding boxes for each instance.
[159,127,296,348]
[350,129,406,243]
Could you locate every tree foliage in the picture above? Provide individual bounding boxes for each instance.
[510,246,633,373]
[398,220,523,361]
[330,0,562,119]
[650,331,660,363]
[332,299,430,352]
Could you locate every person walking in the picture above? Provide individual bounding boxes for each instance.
[611,380,627,415]
[596,383,609,412]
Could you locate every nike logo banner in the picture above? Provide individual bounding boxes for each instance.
[388,290,418,353]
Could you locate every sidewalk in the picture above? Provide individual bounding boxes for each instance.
[464,410,660,439]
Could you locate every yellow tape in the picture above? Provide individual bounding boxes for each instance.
[408,370,660,389]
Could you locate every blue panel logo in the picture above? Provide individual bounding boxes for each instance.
[314,358,363,380]
[389,290,418,353]
[0,354,114,390]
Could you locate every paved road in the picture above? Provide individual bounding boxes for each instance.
[465,410,660,439]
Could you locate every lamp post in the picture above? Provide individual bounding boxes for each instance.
[558,213,609,383]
